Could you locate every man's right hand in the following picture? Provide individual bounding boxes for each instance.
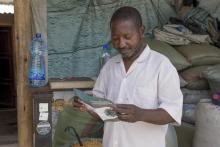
[73,96,101,120]
[72,96,87,112]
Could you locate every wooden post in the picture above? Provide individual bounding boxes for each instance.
[14,0,33,147]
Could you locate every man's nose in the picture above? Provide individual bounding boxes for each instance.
[119,38,126,49]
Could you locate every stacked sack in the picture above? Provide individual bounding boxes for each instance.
[175,44,220,124]
[193,102,220,147]
[152,9,220,123]
[202,64,220,94]
[146,38,220,125]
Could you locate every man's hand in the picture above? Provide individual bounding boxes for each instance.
[113,104,143,123]
[114,104,176,125]
[72,96,101,120]
[72,96,87,112]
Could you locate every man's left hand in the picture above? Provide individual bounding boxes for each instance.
[113,104,143,122]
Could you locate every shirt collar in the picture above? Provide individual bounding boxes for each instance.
[114,45,150,63]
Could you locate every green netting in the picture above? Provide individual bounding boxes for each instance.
[48,0,177,77]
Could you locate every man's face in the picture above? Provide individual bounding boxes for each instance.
[111,20,144,59]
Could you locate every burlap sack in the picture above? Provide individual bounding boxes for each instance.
[202,64,220,93]
[175,44,220,66]
[53,106,103,147]
[146,38,191,70]
[180,66,210,90]
[182,104,196,124]
[194,102,220,147]
[181,88,211,104]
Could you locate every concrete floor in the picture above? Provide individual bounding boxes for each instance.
[0,109,17,146]
[175,122,195,147]
[0,135,17,146]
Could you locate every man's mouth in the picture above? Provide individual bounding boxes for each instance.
[119,49,133,57]
[120,49,130,54]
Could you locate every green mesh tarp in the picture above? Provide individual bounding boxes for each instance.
[48,0,177,77]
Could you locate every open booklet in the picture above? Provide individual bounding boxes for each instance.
[73,89,118,121]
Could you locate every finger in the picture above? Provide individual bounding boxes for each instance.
[107,104,117,109]
[73,104,87,112]
[116,104,133,109]
[73,101,85,108]
[73,100,83,104]
[73,102,82,107]
[79,106,87,112]
[74,96,84,105]
[118,113,130,121]
[73,96,80,102]
[114,107,131,114]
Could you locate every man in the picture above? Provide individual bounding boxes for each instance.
[75,6,183,147]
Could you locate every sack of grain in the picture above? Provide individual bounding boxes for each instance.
[182,104,196,124]
[175,44,220,66]
[53,106,103,147]
[179,75,188,88]
[181,88,211,104]
[146,38,191,70]
[180,66,210,90]
[202,64,220,93]
[194,102,220,147]
[153,28,191,45]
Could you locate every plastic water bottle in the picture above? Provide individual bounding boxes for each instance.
[100,43,110,69]
[28,33,47,87]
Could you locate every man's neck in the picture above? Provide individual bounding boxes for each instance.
[123,41,146,72]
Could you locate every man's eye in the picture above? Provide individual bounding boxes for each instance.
[112,38,118,41]
[125,35,131,40]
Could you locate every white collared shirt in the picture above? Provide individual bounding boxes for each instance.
[93,45,183,147]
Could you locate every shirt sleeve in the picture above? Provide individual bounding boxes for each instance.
[158,59,183,126]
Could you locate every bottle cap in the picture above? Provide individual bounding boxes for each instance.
[36,33,41,38]
[103,44,109,50]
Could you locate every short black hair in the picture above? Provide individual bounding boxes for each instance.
[110,6,143,28]
[183,0,198,7]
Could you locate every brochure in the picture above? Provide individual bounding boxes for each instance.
[73,89,118,121]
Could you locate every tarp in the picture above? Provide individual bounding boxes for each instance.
[198,0,220,20]
[47,0,177,77]
[31,0,47,44]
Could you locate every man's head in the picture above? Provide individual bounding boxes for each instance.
[110,6,145,60]
[110,6,143,28]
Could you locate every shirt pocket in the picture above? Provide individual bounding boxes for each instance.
[133,87,158,109]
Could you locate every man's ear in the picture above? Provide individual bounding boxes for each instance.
[139,25,145,37]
